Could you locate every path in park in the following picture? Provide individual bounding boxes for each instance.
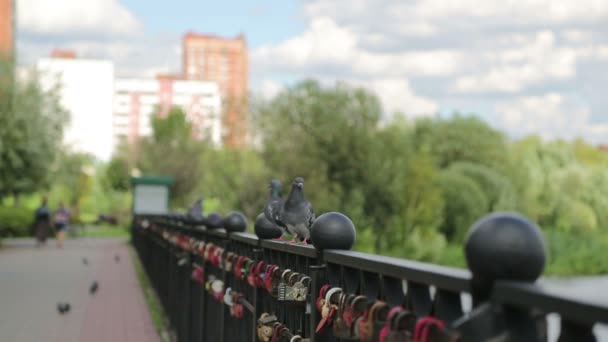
[0,238,160,342]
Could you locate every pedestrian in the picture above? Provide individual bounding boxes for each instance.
[54,202,70,249]
[34,197,51,247]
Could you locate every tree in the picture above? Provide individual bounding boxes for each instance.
[0,56,69,203]
[137,107,205,207]
[104,156,131,191]
[416,115,509,169]
[437,170,488,241]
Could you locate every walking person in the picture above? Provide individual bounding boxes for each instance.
[34,197,51,247]
[54,203,70,249]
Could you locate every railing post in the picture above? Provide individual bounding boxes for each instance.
[462,212,547,341]
[309,264,329,342]
[252,247,263,342]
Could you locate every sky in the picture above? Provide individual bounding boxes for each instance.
[15,0,608,144]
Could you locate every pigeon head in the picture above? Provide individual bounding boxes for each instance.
[293,177,304,189]
[268,179,283,197]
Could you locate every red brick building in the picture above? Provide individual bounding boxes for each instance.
[182,32,249,148]
[0,0,14,55]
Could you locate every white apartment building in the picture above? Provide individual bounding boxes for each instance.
[37,57,114,161]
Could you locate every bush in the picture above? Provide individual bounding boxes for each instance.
[0,206,34,237]
[545,230,608,276]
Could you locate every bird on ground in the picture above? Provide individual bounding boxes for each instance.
[89,281,98,295]
[280,177,315,244]
[82,257,88,266]
[114,254,120,263]
[57,302,71,314]
[263,179,288,239]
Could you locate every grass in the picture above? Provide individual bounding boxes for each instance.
[128,244,172,342]
[79,224,130,238]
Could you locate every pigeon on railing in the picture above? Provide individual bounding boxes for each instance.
[263,179,288,239]
[280,177,315,244]
[188,197,204,221]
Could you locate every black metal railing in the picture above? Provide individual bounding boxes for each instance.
[132,213,608,342]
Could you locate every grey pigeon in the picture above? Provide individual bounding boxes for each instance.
[263,179,288,239]
[57,302,70,314]
[114,254,120,263]
[187,197,204,220]
[89,281,98,295]
[280,177,315,244]
[82,257,88,266]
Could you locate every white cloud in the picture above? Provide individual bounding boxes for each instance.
[18,0,142,35]
[453,31,578,93]
[352,79,437,118]
[413,0,608,23]
[254,17,356,67]
[305,0,608,38]
[259,79,285,99]
[495,93,608,143]
[253,16,463,78]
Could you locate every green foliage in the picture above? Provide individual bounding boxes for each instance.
[104,156,131,191]
[137,107,206,208]
[554,197,598,233]
[0,56,69,198]
[197,148,270,218]
[81,224,129,238]
[545,230,608,276]
[417,115,509,169]
[0,206,33,237]
[437,170,488,242]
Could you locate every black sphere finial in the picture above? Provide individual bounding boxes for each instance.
[310,212,356,250]
[254,213,282,239]
[465,212,546,300]
[205,212,224,229]
[223,212,248,232]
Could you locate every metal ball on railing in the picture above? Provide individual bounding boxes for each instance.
[254,213,282,239]
[310,212,356,250]
[205,212,224,229]
[465,212,546,289]
[223,211,248,233]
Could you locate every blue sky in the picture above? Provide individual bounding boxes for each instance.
[16,0,608,144]
[120,0,306,46]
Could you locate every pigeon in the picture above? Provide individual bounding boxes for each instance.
[82,257,88,266]
[89,281,98,295]
[57,302,71,314]
[263,179,288,239]
[279,177,315,244]
[114,254,120,263]
[187,197,204,220]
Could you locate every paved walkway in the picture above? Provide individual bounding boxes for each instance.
[0,238,160,342]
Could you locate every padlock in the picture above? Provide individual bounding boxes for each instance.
[224,287,234,306]
[315,287,342,334]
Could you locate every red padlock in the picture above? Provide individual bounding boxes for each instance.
[254,261,266,287]
[379,306,404,342]
[247,263,257,287]
[264,265,279,293]
[316,285,331,312]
